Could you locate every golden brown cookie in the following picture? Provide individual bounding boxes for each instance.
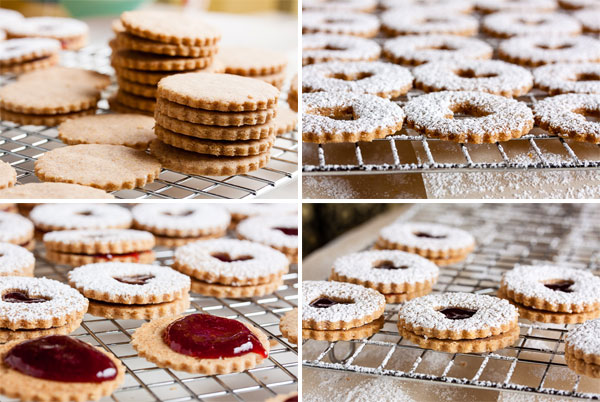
[279,308,298,344]
[157,72,279,112]
[218,46,288,76]
[154,232,224,248]
[0,38,59,65]
[115,31,219,57]
[288,73,298,112]
[150,140,271,176]
[190,277,283,298]
[108,95,153,117]
[58,113,156,150]
[34,144,162,191]
[116,77,157,98]
[0,243,35,277]
[255,71,287,89]
[0,318,80,344]
[565,318,600,378]
[115,90,155,112]
[87,293,190,320]
[45,249,155,267]
[155,125,275,156]
[0,107,96,127]
[111,47,213,71]
[112,60,225,85]
[0,53,59,74]
[273,104,297,135]
[131,314,270,375]
[0,182,114,199]
[0,161,16,190]
[303,316,384,341]
[384,286,433,304]
[17,66,111,90]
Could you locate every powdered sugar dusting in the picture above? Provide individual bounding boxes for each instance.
[533,94,600,141]
[237,214,298,249]
[332,250,439,285]
[482,12,581,37]
[6,16,88,38]
[303,34,381,65]
[502,264,600,310]
[303,61,413,98]
[0,38,60,61]
[174,239,289,281]
[381,0,473,13]
[0,242,34,274]
[29,204,132,230]
[398,292,518,332]
[302,0,378,11]
[383,35,493,65]
[303,11,380,36]
[475,0,556,13]
[302,280,385,325]
[0,211,33,242]
[0,276,87,324]
[68,262,190,300]
[574,9,600,32]
[224,204,297,217]
[381,8,478,35]
[534,63,600,95]
[43,229,154,245]
[131,204,230,231]
[499,36,600,65]
[566,318,600,356]
[378,222,474,251]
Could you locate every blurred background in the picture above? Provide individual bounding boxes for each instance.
[303,204,402,257]
[0,0,298,17]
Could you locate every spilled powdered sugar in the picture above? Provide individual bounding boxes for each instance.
[131,204,230,231]
[0,242,34,273]
[174,239,289,280]
[332,250,439,285]
[302,61,413,98]
[566,318,600,356]
[378,222,474,251]
[381,8,478,35]
[533,94,600,141]
[482,12,581,37]
[398,292,518,332]
[303,11,380,36]
[413,60,532,95]
[383,35,493,65]
[0,211,33,242]
[237,214,298,248]
[302,280,385,324]
[498,36,600,65]
[303,34,381,64]
[502,264,600,310]
[43,229,154,245]
[533,63,600,95]
[30,204,132,230]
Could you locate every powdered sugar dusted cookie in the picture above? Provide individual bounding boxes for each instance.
[330,250,439,296]
[302,61,413,98]
[68,262,190,305]
[565,318,600,377]
[225,203,297,228]
[413,59,533,97]
[87,293,190,320]
[0,8,23,29]
[383,35,493,66]
[302,34,380,65]
[0,276,87,330]
[302,92,405,143]
[302,11,380,37]
[302,0,378,12]
[0,243,34,277]
[43,229,155,267]
[475,0,556,13]
[381,8,478,36]
[403,91,534,143]
[173,238,289,285]
[501,264,600,313]
[381,0,473,12]
[533,94,600,144]
[29,204,132,232]
[376,222,475,260]
[280,308,298,344]
[0,38,59,64]
[237,214,298,262]
[575,9,600,33]
[302,280,385,331]
[559,0,600,9]
[534,63,600,95]
[482,12,581,38]
[6,16,88,50]
[398,292,520,352]
[498,36,600,67]
[0,211,34,248]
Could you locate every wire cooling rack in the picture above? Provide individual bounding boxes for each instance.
[0,225,298,402]
[0,46,298,199]
[303,203,600,400]
[302,12,600,176]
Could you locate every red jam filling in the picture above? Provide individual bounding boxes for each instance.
[2,291,49,304]
[211,252,254,262]
[439,308,477,320]
[284,395,298,402]
[309,297,353,308]
[93,251,141,262]
[413,232,447,239]
[373,260,409,270]
[114,274,155,285]
[274,227,298,236]
[163,314,268,359]
[3,335,117,383]
[544,280,574,293]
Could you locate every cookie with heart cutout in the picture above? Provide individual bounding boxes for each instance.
[237,214,298,263]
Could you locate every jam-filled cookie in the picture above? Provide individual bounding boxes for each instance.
[237,214,298,263]
[0,243,35,277]
[565,318,600,378]
[0,211,35,250]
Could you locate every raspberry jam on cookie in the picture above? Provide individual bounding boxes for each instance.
[274,227,298,236]
[439,307,477,320]
[114,274,155,285]
[2,291,48,303]
[544,280,574,293]
[309,297,353,308]
[163,314,268,359]
[211,252,253,262]
[3,335,117,382]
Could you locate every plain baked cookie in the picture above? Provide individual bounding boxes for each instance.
[0,182,114,199]
[35,144,162,191]
[58,114,156,150]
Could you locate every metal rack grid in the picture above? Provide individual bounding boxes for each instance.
[303,203,600,400]
[0,227,298,402]
[0,46,298,199]
[302,14,600,176]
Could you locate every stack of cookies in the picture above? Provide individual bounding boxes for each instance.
[218,46,288,89]
[109,10,222,115]
[151,72,280,175]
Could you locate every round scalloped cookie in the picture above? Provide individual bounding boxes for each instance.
[381,0,473,12]
[0,182,114,199]
[482,12,581,38]
[558,0,600,9]
[0,211,34,247]
[236,214,298,262]
[533,94,600,143]
[498,36,600,67]
[534,63,600,95]
[0,243,35,277]
[302,91,405,143]
[216,46,287,76]
[574,9,600,33]
[6,17,88,50]
[29,203,131,232]
[302,11,380,37]
[475,0,556,13]
[302,0,378,12]
[0,38,59,65]
[381,8,478,36]
[302,34,380,65]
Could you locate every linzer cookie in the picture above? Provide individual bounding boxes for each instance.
[498,36,600,67]
[565,318,600,378]
[376,222,475,265]
[0,53,58,75]
[533,94,600,144]
[302,61,413,99]
[44,229,155,267]
[0,183,114,199]
[383,35,493,66]
[331,250,439,303]
[559,0,600,9]
[58,114,156,150]
[280,308,298,344]
[499,264,600,323]
[237,214,298,263]
[380,0,473,12]
[0,335,125,402]
[0,211,34,250]
[575,9,600,34]
[0,38,60,73]
[302,92,405,143]
[6,16,88,50]
[35,144,161,191]
[68,262,190,319]
[482,12,581,38]
[398,293,520,352]
[303,11,380,37]
[403,91,534,143]
[29,204,132,234]
[0,8,23,29]
[0,243,34,277]
[173,238,289,298]
[132,313,269,374]
[475,0,557,13]
[302,34,380,65]
[381,8,478,36]
[132,204,229,247]
[302,280,385,341]
[534,63,600,95]
[303,0,378,12]
[413,60,533,97]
